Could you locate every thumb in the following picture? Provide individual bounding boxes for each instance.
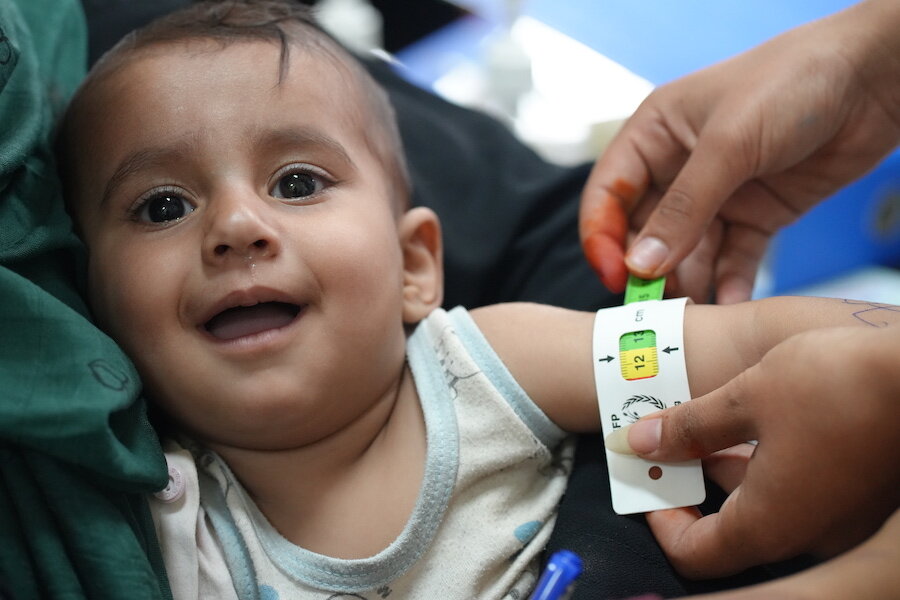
[606,369,757,461]
[625,131,750,279]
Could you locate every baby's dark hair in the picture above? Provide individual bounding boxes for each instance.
[59,0,410,211]
[106,0,343,85]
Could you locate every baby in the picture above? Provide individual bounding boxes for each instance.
[56,1,900,598]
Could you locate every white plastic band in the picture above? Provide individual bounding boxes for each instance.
[592,297,705,514]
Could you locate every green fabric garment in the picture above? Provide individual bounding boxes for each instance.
[0,0,172,597]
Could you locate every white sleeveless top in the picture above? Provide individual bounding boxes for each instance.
[150,307,574,600]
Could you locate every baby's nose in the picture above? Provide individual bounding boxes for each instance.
[202,195,281,264]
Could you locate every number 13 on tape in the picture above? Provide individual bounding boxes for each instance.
[592,290,705,515]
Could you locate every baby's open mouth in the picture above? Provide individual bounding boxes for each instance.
[204,302,302,340]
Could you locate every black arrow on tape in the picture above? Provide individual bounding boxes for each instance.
[598,355,614,363]
[662,346,680,354]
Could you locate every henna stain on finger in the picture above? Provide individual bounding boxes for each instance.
[610,177,639,204]
[580,178,645,291]
[581,193,629,291]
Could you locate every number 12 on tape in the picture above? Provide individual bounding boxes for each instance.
[593,296,705,515]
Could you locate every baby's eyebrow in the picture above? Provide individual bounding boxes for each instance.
[101,137,199,207]
[254,126,354,169]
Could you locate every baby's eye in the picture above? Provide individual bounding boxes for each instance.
[135,192,195,224]
[271,168,328,200]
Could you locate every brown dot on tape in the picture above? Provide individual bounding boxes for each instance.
[648,466,663,480]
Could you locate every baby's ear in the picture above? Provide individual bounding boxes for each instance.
[399,207,443,324]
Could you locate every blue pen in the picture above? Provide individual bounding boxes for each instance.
[528,550,583,600]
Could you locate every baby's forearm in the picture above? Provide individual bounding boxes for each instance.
[683,296,900,398]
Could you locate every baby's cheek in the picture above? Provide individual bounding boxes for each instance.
[86,259,120,330]
[327,220,403,295]
[87,255,148,345]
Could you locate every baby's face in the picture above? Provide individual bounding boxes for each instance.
[71,41,413,449]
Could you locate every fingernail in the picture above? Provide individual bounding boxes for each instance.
[629,418,662,454]
[604,425,636,455]
[626,237,668,275]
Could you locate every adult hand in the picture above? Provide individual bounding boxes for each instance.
[580,0,900,303]
[676,507,900,600]
[606,326,900,578]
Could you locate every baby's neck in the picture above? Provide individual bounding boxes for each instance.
[209,363,426,559]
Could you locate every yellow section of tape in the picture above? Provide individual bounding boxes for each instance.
[620,347,659,380]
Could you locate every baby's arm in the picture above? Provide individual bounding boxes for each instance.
[471,296,900,432]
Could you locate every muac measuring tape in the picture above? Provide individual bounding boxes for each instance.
[592,275,705,515]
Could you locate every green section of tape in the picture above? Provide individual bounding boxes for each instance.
[624,274,665,304]
[619,329,656,352]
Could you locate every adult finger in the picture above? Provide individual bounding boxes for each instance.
[624,129,752,280]
[711,179,802,304]
[712,225,770,305]
[671,219,723,302]
[605,368,758,461]
[667,508,900,599]
[701,445,754,494]
[580,105,690,290]
[580,123,649,291]
[646,484,784,579]
[579,192,629,292]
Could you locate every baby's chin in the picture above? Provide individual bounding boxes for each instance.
[152,387,337,448]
